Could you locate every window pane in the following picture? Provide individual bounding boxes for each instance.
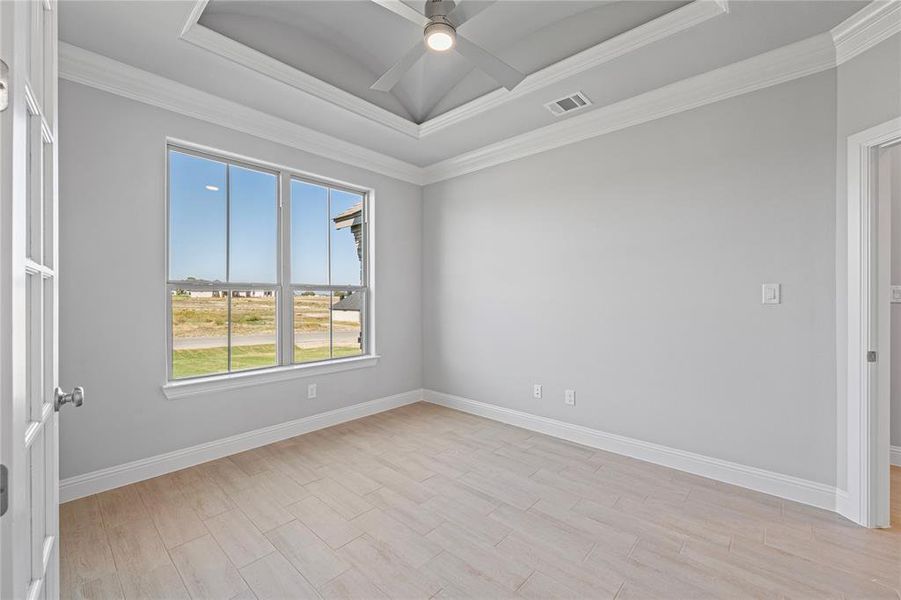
[171,289,228,378]
[330,190,364,286]
[332,290,363,358]
[291,181,328,284]
[169,151,227,282]
[230,290,277,371]
[293,291,331,363]
[229,165,277,283]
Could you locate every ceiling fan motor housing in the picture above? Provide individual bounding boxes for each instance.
[425,0,455,22]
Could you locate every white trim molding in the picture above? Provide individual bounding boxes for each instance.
[179,0,728,139]
[832,0,901,66]
[424,390,840,512]
[843,117,901,528]
[58,43,425,185]
[162,355,380,400]
[59,389,422,502]
[59,2,901,187]
[422,32,837,183]
[892,446,901,467]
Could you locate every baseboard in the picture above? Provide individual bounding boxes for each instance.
[892,445,901,467]
[59,389,422,503]
[424,389,839,512]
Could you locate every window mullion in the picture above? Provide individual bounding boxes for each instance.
[327,187,333,360]
[279,173,293,366]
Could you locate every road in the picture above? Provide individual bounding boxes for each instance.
[173,330,360,350]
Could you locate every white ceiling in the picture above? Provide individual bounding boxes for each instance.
[197,0,689,123]
[59,1,867,168]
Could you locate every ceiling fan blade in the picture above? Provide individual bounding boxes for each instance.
[369,0,430,27]
[447,0,496,28]
[371,42,427,92]
[454,36,525,90]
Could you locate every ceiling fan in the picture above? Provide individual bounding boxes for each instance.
[370,0,525,93]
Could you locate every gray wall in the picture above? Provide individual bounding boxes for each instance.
[58,81,423,480]
[834,33,901,483]
[891,145,901,449]
[423,71,838,485]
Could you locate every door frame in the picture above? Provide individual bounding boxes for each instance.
[843,116,901,528]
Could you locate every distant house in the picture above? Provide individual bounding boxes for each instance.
[176,290,273,298]
[333,201,363,263]
[332,202,363,328]
[332,290,361,324]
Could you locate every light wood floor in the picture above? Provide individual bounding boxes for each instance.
[61,403,901,599]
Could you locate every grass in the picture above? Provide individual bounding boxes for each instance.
[172,343,362,379]
[171,294,356,337]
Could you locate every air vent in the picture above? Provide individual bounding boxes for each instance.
[545,92,591,117]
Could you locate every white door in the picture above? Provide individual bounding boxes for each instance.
[0,2,70,599]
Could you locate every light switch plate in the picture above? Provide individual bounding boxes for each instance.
[762,283,781,305]
[892,286,901,303]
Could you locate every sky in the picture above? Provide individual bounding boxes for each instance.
[169,150,363,287]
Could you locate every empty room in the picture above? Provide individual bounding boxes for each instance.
[1,0,901,598]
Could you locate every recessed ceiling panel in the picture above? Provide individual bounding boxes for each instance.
[198,0,690,124]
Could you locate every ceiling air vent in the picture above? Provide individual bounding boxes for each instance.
[545,92,591,117]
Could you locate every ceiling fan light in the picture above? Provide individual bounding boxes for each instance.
[424,22,455,52]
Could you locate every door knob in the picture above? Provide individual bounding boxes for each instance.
[54,386,84,412]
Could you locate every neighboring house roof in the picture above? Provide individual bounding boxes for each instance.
[332,290,362,311]
[333,202,362,230]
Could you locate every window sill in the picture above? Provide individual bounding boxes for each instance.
[162,355,380,400]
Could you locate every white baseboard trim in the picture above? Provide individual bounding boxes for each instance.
[892,445,901,467]
[59,389,422,503]
[424,390,839,512]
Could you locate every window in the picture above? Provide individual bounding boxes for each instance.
[167,147,369,381]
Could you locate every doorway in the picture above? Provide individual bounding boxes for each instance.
[887,142,901,528]
[844,117,901,528]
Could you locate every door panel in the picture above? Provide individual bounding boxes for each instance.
[1,1,60,599]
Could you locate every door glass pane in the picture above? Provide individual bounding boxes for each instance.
[26,112,42,261]
[228,165,277,283]
[168,151,227,282]
[330,190,364,286]
[229,290,277,372]
[171,289,227,379]
[290,181,328,284]
[293,291,331,363]
[42,140,54,268]
[332,291,363,358]
[26,273,43,422]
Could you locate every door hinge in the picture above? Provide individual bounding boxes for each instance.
[0,464,8,517]
[867,350,878,363]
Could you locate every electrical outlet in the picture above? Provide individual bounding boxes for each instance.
[533,384,542,399]
[564,389,575,406]
[307,383,317,399]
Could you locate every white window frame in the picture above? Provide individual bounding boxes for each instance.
[162,142,377,399]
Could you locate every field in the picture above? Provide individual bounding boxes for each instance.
[171,293,361,378]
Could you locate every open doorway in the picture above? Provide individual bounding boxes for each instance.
[888,142,901,529]
[843,117,901,529]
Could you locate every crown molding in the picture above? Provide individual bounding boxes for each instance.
[422,32,837,183]
[179,0,727,140]
[58,42,425,185]
[831,0,901,65]
[58,2,897,188]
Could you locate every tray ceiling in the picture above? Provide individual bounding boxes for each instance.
[196,0,690,124]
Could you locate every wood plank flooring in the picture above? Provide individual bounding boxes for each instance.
[60,402,901,599]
